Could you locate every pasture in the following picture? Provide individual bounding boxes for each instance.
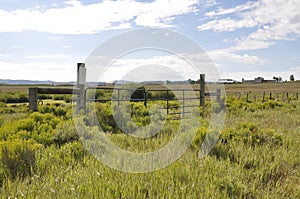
[0,82,299,198]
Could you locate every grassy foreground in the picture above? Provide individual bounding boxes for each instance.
[0,87,299,198]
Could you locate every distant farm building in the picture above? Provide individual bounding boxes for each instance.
[217,79,239,84]
[242,77,276,84]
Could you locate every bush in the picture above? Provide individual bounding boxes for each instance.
[130,86,147,101]
[149,90,175,100]
[220,122,283,146]
[38,94,52,100]
[0,140,41,179]
[0,92,29,103]
[40,105,68,118]
[0,112,62,146]
[53,121,79,146]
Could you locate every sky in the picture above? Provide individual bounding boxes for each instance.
[0,0,299,82]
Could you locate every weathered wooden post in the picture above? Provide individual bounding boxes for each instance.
[77,63,86,112]
[262,92,265,102]
[182,90,185,118]
[29,87,38,111]
[216,89,221,103]
[200,74,205,110]
[117,89,120,107]
[144,89,148,107]
[166,90,169,114]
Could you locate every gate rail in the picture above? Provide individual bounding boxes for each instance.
[29,63,221,116]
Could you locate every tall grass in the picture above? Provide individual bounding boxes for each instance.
[0,96,299,198]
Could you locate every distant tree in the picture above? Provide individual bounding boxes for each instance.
[273,76,282,83]
[290,74,295,82]
[187,78,196,84]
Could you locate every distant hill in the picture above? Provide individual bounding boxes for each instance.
[0,79,75,85]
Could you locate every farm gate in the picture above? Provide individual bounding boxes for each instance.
[29,63,221,117]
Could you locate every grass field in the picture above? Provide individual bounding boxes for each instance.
[2,81,300,94]
[0,83,299,198]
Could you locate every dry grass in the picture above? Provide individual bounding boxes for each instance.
[0,85,29,93]
[1,82,300,98]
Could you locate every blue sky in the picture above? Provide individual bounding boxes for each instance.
[0,0,299,82]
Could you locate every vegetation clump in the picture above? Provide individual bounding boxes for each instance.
[0,87,299,198]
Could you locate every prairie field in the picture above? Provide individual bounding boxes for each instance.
[0,83,299,198]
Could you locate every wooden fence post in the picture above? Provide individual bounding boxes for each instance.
[77,63,86,112]
[29,87,38,111]
[216,89,221,103]
[166,90,169,114]
[117,89,120,107]
[238,92,241,100]
[200,74,205,110]
[262,92,265,102]
[182,90,185,118]
[144,89,147,107]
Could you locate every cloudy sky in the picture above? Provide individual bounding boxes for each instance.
[0,0,299,82]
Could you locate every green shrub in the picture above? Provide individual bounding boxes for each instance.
[53,121,79,146]
[0,140,41,179]
[220,122,283,146]
[96,103,119,132]
[53,95,64,100]
[0,92,29,103]
[0,112,63,146]
[40,105,68,117]
[38,94,52,100]
[191,126,207,150]
[130,86,146,101]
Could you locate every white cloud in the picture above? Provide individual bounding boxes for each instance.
[134,0,198,27]
[200,0,218,8]
[0,62,76,81]
[0,54,10,57]
[198,0,300,52]
[47,36,64,41]
[87,53,219,82]
[26,54,70,59]
[205,1,260,17]
[0,0,199,34]
[208,49,266,64]
[61,45,72,48]
[229,38,274,51]
[198,17,258,32]
[65,0,81,7]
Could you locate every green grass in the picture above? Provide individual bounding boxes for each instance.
[0,84,299,198]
